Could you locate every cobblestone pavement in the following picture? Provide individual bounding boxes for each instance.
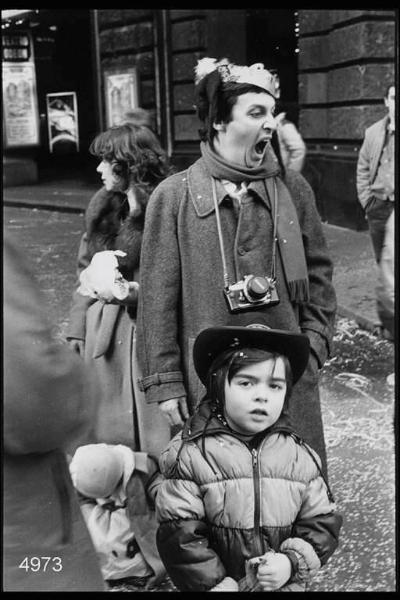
[4,207,396,592]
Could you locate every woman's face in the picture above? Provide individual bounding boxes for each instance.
[223,357,287,435]
[213,91,277,168]
[97,160,124,192]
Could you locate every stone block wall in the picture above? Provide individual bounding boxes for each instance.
[93,9,395,230]
[298,9,395,229]
[96,9,158,130]
[169,10,207,145]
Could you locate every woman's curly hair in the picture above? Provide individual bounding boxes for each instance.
[89,122,172,195]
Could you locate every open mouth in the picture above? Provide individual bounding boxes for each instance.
[251,409,268,416]
[254,139,269,155]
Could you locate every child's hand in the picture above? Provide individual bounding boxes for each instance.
[252,551,292,591]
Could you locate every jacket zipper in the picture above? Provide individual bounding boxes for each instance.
[251,447,264,557]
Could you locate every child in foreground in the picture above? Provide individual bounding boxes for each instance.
[155,323,342,591]
[69,443,166,590]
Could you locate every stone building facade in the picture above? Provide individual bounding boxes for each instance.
[3,9,396,229]
[298,10,396,228]
[94,8,395,229]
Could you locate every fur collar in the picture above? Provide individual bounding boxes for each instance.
[85,187,144,277]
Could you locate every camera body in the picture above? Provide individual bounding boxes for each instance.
[224,274,279,313]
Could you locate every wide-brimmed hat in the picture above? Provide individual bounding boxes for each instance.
[193,324,310,385]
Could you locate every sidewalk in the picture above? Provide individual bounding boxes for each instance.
[3,180,379,331]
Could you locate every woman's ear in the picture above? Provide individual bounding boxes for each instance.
[213,121,226,133]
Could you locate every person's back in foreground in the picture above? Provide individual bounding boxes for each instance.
[155,321,342,591]
[3,233,104,592]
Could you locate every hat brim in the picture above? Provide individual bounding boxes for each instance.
[193,326,310,385]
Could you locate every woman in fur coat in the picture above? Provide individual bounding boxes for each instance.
[66,122,171,456]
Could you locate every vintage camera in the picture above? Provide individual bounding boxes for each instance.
[224,274,279,313]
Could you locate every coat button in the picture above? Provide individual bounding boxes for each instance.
[238,246,246,255]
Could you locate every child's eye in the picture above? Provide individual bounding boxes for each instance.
[237,380,252,387]
[269,383,284,391]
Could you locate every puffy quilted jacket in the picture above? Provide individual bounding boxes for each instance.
[156,401,342,591]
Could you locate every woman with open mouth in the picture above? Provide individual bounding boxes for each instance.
[136,57,337,483]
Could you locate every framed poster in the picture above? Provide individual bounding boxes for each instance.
[104,68,139,128]
[46,92,79,153]
[2,62,40,147]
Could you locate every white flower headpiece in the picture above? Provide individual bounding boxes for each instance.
[195,57,278,97]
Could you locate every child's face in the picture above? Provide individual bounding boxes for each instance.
[223,357,287,436]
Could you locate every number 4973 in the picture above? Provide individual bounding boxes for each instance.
[18,556,62,572]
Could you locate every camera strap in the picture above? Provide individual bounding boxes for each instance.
[211,177,278,287]
[212,177,231,289]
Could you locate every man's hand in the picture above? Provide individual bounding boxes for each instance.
[68,338,85,357]
[159,397,189,426]
[250,552,292,591]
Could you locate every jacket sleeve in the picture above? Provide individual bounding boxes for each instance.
[136,178,186,404]
[288,173,337,367]
[65,231,96,341]
[155,442,226,591]
[4,233,96,455]
[280,470,342,583]
[356,130,372,210]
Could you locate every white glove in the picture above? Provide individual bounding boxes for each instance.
[77,250,130,301]
[210,576,238,591]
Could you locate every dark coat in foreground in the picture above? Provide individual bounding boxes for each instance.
[3,234,105,592]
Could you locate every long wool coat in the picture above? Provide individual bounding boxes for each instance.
[66,188,170,456]
[136,158,337,475]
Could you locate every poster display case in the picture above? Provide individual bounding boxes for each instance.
[104,67,139,128]
[46,92,79,153]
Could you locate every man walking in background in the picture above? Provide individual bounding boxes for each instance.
[356,84,395,340]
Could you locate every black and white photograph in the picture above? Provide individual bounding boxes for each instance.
[2,8,397,594]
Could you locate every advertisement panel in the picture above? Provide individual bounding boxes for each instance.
[46,92,79,153]
[2,62,40,147]
[104,68,139,128]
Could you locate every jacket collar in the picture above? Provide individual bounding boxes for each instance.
[187,158,272,217]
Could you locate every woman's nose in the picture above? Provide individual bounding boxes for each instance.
[97,161,104,174]
[263,114,276,131]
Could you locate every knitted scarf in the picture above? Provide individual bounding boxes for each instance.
[201,142,310,303]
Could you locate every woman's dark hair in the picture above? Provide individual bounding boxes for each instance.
[89,122,172,196]
[205,346,293,415]
[195,80,273,143]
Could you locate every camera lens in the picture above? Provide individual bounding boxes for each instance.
[246,276,270,300]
